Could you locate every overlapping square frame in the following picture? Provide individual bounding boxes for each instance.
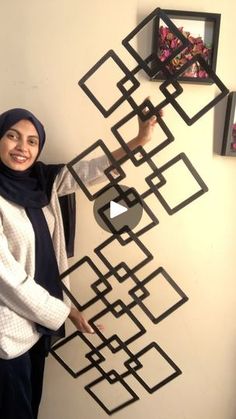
[59,5,229,414]
[85,370,139,415]
[145,152,209,214]
[122,7,190,78]
[86,335,142,384]
[129,267,188,324]
[97,184,159,243]
[124,341,182,394]
[78,49,140,118]
[94,228,153,280]
[50,330,105,378]
[117,78,183,121]
[59,256,112,311]
[159,54,229,125]
[89,299,146,354]
[67,139,126,201]
[111,107,175,166]
[91,263,149,313]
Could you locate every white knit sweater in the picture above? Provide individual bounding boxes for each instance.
[0,156,109,359]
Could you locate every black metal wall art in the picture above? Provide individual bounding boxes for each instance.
[51,7,228,415]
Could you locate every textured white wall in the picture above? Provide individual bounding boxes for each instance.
[1,1,236,418]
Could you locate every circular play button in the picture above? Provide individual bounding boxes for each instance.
[93,184,143,233]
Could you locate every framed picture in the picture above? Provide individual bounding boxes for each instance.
[152,10,221,84]
[221,92,236,156]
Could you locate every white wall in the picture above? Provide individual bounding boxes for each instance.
[1,1,236,418]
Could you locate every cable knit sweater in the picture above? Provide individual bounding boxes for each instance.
[0,156,109,359]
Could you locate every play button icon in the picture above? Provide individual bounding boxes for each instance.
[93,184,143,233]
[110,201,128,219]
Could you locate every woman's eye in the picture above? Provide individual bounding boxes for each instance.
[28,139,38,146]
[7,132,17,140]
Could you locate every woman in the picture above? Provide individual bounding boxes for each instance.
[0,107,157,419]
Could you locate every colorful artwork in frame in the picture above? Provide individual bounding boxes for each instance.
[152,10,221,84]
[221,92,236,156]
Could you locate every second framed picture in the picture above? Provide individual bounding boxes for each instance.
[221,92,236,156]
[152,10,221,84]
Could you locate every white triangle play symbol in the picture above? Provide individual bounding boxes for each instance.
[110,201,128,219]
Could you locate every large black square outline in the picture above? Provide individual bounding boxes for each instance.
[124,341,182,393]
[50,331,105,378]
[94,228,153,280]
[111,109,175,166]
[78,49,140,117]
[145,152,209,214]
[67,139,126,201]
[85,371,139,416]
[88,299,146,353]
[59,255,112,311]
[159,54,229,125]
[129,266,188,324]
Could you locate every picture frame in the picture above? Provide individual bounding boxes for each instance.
[221,92,236,156]
[152,10,221,84]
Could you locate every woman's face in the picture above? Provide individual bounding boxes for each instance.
[0,119,40,171]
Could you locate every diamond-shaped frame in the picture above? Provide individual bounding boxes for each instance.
[94,228,153,280]
[159,54,229,125]
[111,109,175,166]
[89,299,146,353]
[124,341,182,393]
[129,266,188,323]
[78,49,140,117]
[59,256,112,311]
[50,331,105,378]
[146,152,209,214]
[85,371,139,416]
[67,139,126,201]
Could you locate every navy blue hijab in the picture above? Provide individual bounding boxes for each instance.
[0,108,65,348]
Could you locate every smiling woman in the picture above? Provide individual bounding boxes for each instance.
[0,107,105,419]
[0,119,40,170]
[0,107,157,419]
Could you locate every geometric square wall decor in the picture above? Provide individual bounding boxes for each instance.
[51,5,229,415]
[159,54,229,125]
[146,153,208,214]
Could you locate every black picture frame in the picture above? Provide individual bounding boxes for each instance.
[221,92,236,156]
[152,10,221,84]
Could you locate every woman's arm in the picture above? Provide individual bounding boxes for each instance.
[111,114,157,161]
[55,113,158,196]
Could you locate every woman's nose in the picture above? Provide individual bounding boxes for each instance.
[15,139,28,152]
